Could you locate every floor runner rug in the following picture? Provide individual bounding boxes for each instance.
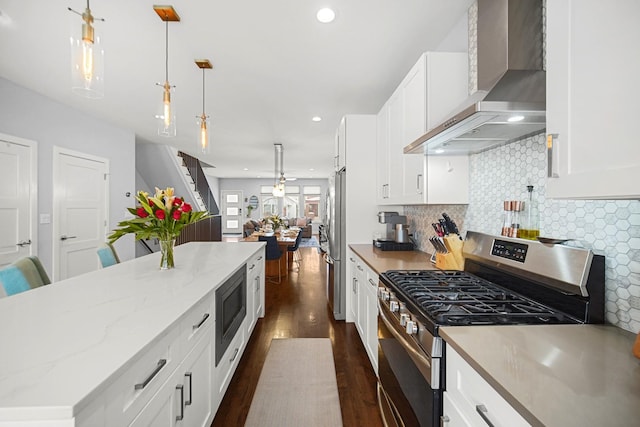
[244,338,343,427]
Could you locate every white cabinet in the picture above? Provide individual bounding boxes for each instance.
[377,52,469,205]
[444,345,530,427]
[246,251,265,336]
[546,0,640,199]
[334,116,347,171]
[349,250,379,374]
[348,252,359,324]
[130,332,213,427]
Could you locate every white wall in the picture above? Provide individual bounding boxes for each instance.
[0,77,136,274]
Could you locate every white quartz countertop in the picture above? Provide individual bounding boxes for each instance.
[0,242,263,422]
[440,324,640,427]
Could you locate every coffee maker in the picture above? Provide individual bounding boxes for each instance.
[374,212,414,251]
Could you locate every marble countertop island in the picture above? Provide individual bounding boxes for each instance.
[0,242,263,423]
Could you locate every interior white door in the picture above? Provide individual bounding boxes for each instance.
[53,147,109,281]
[221,191,243,234]
[0,134,37,268]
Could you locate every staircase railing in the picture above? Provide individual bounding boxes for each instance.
[176,151,222,243]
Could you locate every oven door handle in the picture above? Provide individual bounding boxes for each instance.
[378,300,437,388]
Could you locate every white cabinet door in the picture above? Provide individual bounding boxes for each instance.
[179,335,213,427]
[387,90,404,202]
[335,116,346,171]
[348,251,358,322]
[356,259,367,341]
[246,250,264,336]
[364,266,379,374]
[546,0,640,199]
[443,392,473,427]
[376,105,390,203]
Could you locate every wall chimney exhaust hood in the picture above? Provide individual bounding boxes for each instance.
[405,0,545,156]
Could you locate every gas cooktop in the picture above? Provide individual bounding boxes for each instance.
[380,270,578,328]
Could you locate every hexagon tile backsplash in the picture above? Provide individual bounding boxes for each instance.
[404,132,640,334]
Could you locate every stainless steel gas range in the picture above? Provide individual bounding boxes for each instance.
[376,231,605,427]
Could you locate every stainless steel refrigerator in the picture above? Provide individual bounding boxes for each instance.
[323,167,346,320]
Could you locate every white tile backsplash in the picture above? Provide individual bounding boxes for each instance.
[404,132,640,333]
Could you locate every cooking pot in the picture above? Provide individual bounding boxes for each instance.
[394,224,410,243]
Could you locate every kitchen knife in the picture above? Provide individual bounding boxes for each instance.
[438,218,449,235]
[442,213,462,239]
[432,223,444,237]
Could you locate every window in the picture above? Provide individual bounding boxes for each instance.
[283,195,299,218]
[303,186,321,220]
[261,196,278,217]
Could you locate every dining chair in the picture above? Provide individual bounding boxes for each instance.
[287,231,303,271]
[0,256,51,297]
[259,235,282,284]
[97,242,120,268]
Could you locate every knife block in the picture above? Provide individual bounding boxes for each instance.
[435,235,465,271]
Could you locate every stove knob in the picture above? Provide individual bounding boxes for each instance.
[390,301,399,312]
[378,288,389,300]
[406,320,418,335]
[400,313,409,326]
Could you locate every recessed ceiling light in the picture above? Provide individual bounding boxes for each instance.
[508,115,525,122]
[435,148,445,154]
[312,116,322,122]
[316,8,335,23]
[243,167,249,171]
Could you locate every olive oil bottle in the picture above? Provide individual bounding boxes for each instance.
[518,185,540,240]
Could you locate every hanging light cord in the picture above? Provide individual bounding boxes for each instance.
[165,20,169,82]
[202,68,206,114]
[67,0,104,22]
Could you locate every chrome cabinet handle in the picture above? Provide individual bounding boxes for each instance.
[60,235,77,241]
[249,263,255,270]
[230,347,240,362]
[357,265,363,271]
[192,313,210,330]
[547,133,559,178]
[440,415,450,426]
[417,174,423,194]
[134,359,167,390]
[476,404,496,427]
[16,239,32,247]
[176,384,185,421]
[368,278,377,287]
[184,372,193,406]
[257,255,263,261]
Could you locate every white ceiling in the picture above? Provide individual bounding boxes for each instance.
[0,0,472,179]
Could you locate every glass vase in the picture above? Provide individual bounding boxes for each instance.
[159,238,176,270]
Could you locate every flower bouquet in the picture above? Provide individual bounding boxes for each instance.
[264,214,284,231]
[109,187,210,269]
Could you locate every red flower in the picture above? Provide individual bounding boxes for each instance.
[174,197,183,207]
[136,207,149,218]
[181,203,192,213]
[172,210,182,220]
[155,209,166,220]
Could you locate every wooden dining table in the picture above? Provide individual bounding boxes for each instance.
[243,228,300,278]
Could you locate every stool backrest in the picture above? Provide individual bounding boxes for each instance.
[258,235,281,260]
[97,243,120,268]
[0,256,51,297]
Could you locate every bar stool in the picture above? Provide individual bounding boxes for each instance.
[97,242,120,268]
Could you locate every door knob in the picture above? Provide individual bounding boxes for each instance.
[16,239,32,247]
[60,235,77,241]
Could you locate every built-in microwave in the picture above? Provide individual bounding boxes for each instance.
[215,265,247,366]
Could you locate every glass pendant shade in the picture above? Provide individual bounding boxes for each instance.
[157,82,176,137]
[198,114,210,154]
[69,3,104,98]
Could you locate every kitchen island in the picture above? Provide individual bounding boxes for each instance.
[0,242,265,426]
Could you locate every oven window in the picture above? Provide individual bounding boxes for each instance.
[222,284,243,335]
[215,266,247,366]
[378,316,440,427]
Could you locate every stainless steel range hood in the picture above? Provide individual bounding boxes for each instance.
[405,0,545,155]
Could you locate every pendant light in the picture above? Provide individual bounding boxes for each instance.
[195,59,213,154]
[153,5,180,137]
[272,144,285,197]
[68,0,105,99]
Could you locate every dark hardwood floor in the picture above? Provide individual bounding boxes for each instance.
[211,245,383,427]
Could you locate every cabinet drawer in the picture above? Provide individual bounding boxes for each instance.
[179,293,214,355]
[105,325,180,426]
[446,346,530,427]
[215,324,245,397]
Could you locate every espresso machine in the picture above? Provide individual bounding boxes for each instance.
[374,212,414,251]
